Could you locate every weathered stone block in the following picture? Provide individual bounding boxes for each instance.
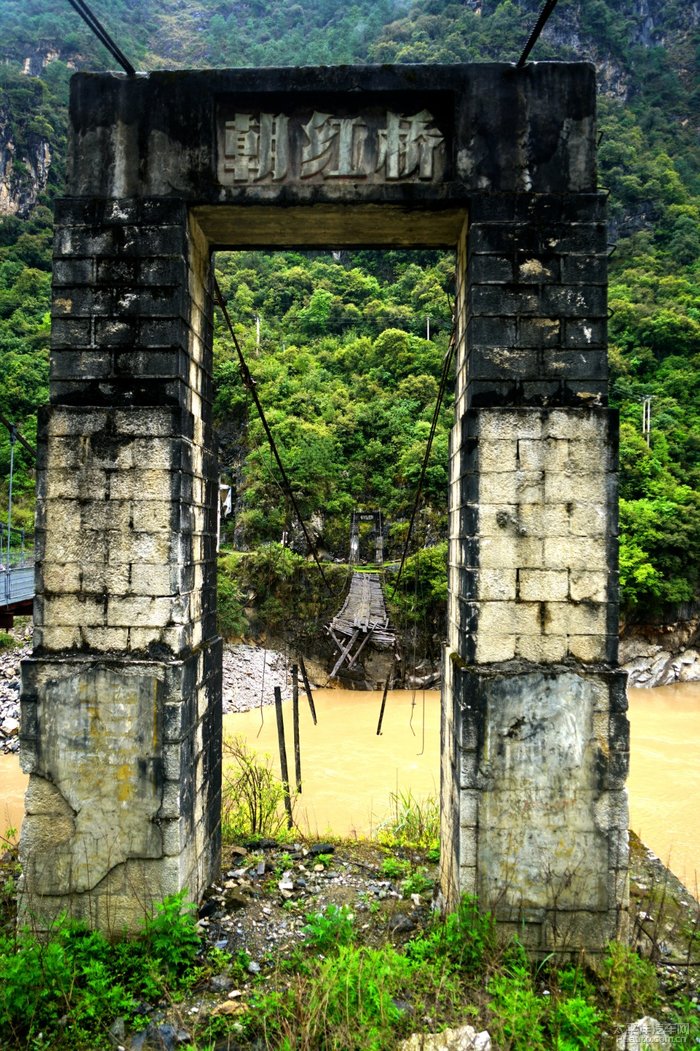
[479,440,518,473]
[516,634,568,662]
[80,626,131,651]
[543,535,607,571]
[517,317,561,348]
[543,602,607,636]
[478,601,541,636]
[519,569,568,602]
[480,536,544,569]
[472,411,544,442]
[568,502,608,536]
[569,570,607,603]
[543,470,606,505]
[477,568,517,601]
[474,633,516,663]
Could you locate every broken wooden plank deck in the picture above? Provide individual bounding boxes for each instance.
[327,572,395,676]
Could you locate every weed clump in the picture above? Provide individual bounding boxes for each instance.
[377,788,440,850]
[0,891,200,1048]
[406,893,495,975]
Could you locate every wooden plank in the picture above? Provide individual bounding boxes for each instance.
[330,627,360,677]
[346,628,374,669]
[299,656,318,725]
[274,686,294,830]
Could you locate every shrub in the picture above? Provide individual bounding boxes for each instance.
[0,893,202,1048]
[601,940,658,1017]
[222,734,290,840]
[487,951,547,1051]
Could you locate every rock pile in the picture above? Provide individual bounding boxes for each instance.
[621,618,700,687]
[222,643,297,714]
[0,642,29,756]
[199,839,431,963]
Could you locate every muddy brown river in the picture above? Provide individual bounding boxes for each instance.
[1,683,698,890]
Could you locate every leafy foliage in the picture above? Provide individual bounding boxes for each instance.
[0,893,201,1048]
[221,734,291,840]
[302,903,355,952]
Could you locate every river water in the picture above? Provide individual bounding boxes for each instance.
[1,683,698,890]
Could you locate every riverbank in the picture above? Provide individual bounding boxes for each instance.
[0,822,696,1050]
[0,638,310,756]
[2,617,699,758]
[621,617,700,687]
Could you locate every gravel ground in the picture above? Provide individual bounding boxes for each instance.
[222,643,293,715]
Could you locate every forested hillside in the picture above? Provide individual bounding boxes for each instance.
[0,0,698,617]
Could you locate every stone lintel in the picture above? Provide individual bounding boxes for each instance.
[66,64,596,201]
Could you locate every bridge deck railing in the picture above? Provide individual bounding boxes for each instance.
[0,523,35,610]
[0,522,34,569]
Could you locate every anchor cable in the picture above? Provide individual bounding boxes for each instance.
[213,278,334,600]
[64,0,137,76]
[376,322,456,736]
[516,0,560,67]
[393,329,455,593]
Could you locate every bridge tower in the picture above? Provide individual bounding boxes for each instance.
[20,64,628,949]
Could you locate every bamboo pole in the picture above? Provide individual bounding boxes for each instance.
[292,663,302,793]
[299,656,318,724]
[274,686,294,829]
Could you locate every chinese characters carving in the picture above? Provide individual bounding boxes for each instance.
[220,109,445,184]
[223,113,289,182]
[301,112,368,179]
[377,110,445,180]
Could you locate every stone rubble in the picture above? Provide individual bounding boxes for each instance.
[0,630,30,756]
[221,642,294,714]
[620,618,700,688]
[398,1025,492,1051]
[615,1016,672,1050]
[197,839,432,964]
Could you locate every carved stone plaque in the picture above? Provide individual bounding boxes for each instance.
[218,109,447,185]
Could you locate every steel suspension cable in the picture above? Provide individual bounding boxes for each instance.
[213,278,334,599]
[0,413,36,461]
[376,328,456,736]
[393,331,456,593]
[516,0,560,67]
[65,0,137,76]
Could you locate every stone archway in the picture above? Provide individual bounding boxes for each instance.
[19,64,628,951]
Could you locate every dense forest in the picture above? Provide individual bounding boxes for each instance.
[0,0,698,620]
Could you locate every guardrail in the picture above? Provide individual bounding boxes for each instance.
[0,523,34,611]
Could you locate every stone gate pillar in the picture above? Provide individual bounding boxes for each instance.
[19,198,221,931]
[441,196,629,952]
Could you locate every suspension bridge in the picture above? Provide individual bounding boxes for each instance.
[0,417,35,628]
[0,524,34,628]
[327,572,395,678]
